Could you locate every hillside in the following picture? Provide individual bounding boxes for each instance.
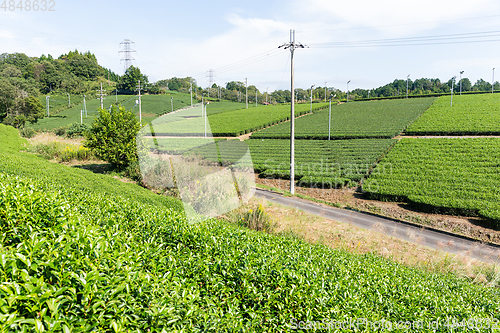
[1,125,499,330]
[0,51,120,129]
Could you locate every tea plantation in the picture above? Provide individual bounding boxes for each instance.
[363,137,500,222]
[406,94,500,135]
[252,97,436,140]
[149,102,328,137]
[1,125,500,331]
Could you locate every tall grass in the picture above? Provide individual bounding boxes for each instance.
[28,141,95,162]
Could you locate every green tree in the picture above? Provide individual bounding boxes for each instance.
[84,105,141,167]
[117,66,148,92]
[226,81,245,92]
[494,81,500,91]
[1,65,22,78]
[67,53,102,79]
[21,96,44,125]
[473,79,491,92]
[0,78,16,120]
[458,78,472,92]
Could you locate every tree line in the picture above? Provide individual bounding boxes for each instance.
[157,77,500,104]
[2,49,500,129]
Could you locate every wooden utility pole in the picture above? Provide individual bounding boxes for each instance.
[279,30,306,195]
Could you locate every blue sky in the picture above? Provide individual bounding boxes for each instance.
[2,0,500,92]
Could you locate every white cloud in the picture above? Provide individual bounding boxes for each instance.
[0,29,15,39]
[142,14,293,87]
[303,0,500,36]
[431,57,500,78]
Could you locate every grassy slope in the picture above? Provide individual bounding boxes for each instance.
[406,94,500,135]
[28,92,200,131]
[0,125,182,211]
[30,95,132,130]
[1,125,499,331]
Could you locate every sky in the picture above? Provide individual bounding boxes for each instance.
[2,0,500,92]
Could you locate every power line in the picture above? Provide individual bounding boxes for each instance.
[190,48,282,80]
[313,38,500,48]
[173,33,288,75]
[212,49,283,74]
[300,14,500,34]
[310,30,500,48]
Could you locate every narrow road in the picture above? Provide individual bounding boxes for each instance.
[255,189,500,264]
[397,135,500,139]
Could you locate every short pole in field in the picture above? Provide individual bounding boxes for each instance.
[310,84,315,113]
[328,98,331,140]
[202,93,205,116]
[83,95,87,117]
[450,75,456,107]
[406,74,410,99]
[459,71,464,95]
[204,102,209,138]
[190,79,193,107]
[346,80,350,102]
[493,68,496,93]
[136,80,142,123]
[46,96,50,117]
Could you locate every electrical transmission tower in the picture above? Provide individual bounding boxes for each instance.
[206,69,215,97]
[119,39,136,73]
[96,83,107,109]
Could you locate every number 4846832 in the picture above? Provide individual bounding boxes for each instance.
[1,0,55,11]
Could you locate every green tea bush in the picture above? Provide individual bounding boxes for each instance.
[1,125,499,331]
[53,126,67,136]
[406,94,500,135]
[19,127,36,138]
[364,138,500,222]
[1,172,499,331]
[65,123,88,138]
[0,174,69,246]
[252,98,435,139]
